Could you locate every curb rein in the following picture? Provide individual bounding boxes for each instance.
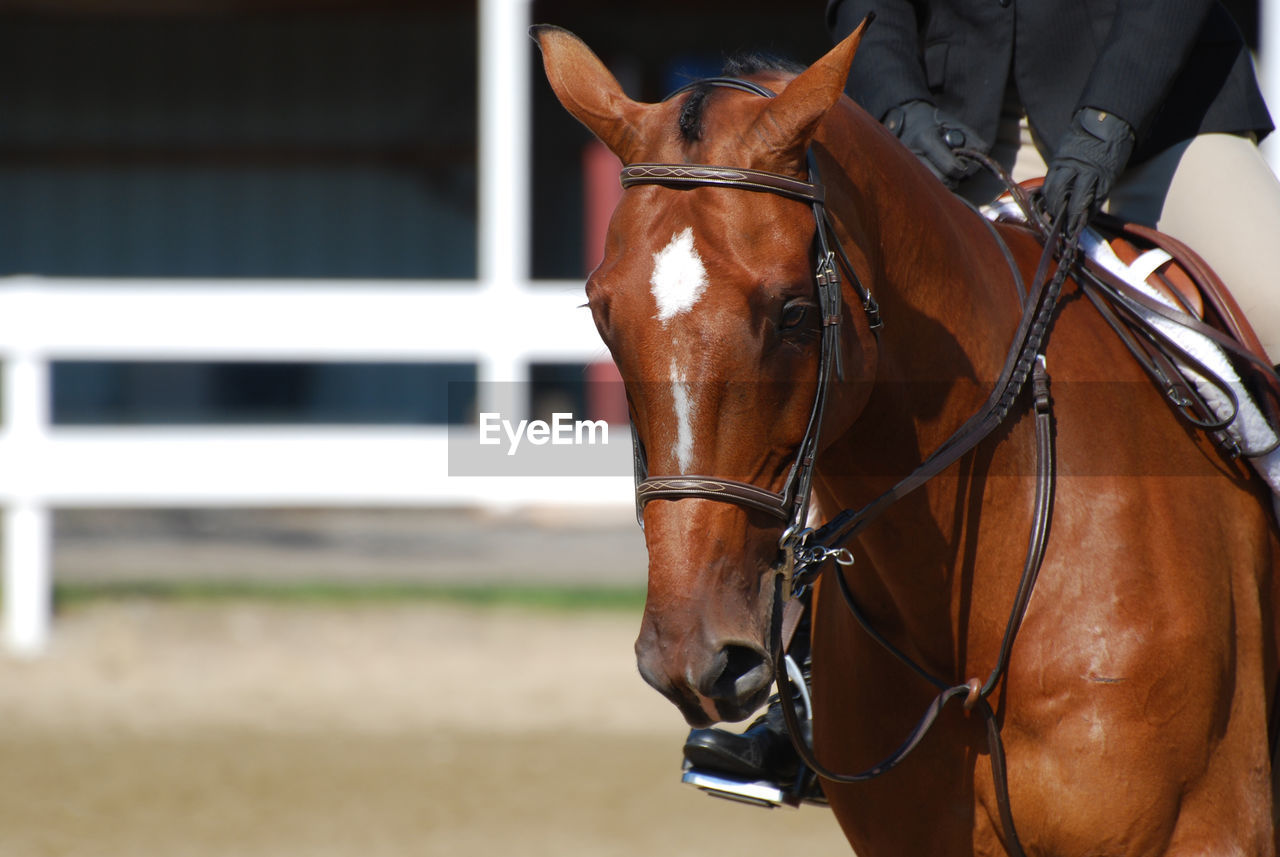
[623,78,1072,857]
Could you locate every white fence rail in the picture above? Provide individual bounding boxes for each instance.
[0,0,613,655]
[0,279,633,654]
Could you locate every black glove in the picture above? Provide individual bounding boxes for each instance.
[882,100,986,188]
[1043,107,1135,229]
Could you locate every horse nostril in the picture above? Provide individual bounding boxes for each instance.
[703,644,771,702]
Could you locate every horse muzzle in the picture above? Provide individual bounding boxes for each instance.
[634,629,774,726]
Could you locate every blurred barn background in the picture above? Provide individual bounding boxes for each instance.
[0,0,1275,652]
[0,0,844,653]
[0,0,1274,854]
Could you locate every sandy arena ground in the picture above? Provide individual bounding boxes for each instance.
[0,597,852,856]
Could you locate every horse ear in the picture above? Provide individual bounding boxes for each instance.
[532,25,657,165]
[747,15,871,168]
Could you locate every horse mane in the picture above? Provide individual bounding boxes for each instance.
[677,53,806,142]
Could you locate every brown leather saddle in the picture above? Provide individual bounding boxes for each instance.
[1091,213,1268,364]
[988,178,1279,458]
[1083,212,1280,458]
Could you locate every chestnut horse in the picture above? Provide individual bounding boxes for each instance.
[535,20,1280,857]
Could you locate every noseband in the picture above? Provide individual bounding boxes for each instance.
[624,77,882,557]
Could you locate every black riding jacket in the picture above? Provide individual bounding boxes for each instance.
[826,0,1273,163]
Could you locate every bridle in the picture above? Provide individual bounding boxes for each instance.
[625,77,882,566]
[622,77,1058,591]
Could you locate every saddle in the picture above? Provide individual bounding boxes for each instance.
[1089,214,1266,365]
[985,191,1280,484]
[1085,215,1280,457]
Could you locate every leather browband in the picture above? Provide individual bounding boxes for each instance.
[621,164,824,204]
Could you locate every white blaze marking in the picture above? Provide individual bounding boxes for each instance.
[649,228,705,472]
[650,227,708,323]
[670,355,695,472]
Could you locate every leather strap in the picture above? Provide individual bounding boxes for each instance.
[621,164,823,204]
[775,357,1051,857]
[636,476,790,520]
[775,151,1061,857]
[794,196,1073,576]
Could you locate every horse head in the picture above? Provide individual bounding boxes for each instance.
[535,23,877,726]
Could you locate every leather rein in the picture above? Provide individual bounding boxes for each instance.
[623,77,1078,857]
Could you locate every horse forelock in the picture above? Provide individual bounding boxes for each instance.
[675,53,804,144]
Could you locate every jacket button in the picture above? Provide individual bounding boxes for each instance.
[998,0,1010,6]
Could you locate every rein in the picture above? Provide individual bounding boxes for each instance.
[772,152,1067,857]
[791,184,1070,583]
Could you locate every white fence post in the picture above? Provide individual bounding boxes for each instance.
[2,345,51,655]
[4,502,51,656]
[479,0,531,293]
[1263,0,1280,176]
[478,0,535,422]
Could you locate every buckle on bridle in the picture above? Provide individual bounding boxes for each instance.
[776,524,809,601]
[777,524,855,601]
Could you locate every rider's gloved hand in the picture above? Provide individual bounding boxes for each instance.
[882,100,986,188]
[1043,106,1135,230]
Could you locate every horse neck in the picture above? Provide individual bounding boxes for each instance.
[819,104,1023,389]
[813,105,1032,667]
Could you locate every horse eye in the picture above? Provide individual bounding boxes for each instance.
[780,301,814,331]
